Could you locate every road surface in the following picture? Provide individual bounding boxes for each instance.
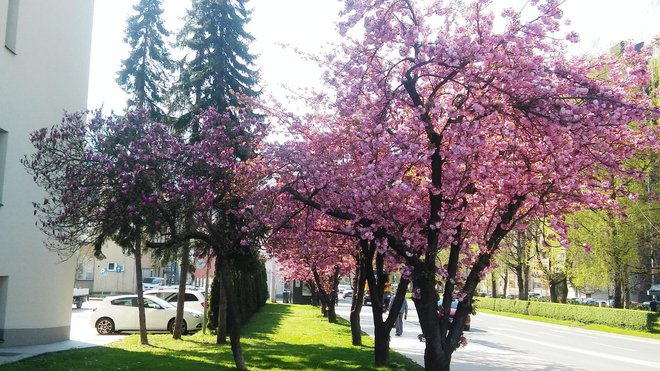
[335,299,660,370]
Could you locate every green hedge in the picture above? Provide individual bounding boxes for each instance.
[475,297,657,332]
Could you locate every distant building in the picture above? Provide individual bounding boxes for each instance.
[0,0,94,346]
[74,243,164,295]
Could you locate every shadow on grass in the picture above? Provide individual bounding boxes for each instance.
[2,304,420,370]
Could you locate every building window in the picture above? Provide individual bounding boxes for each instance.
[75,258,95,281]
[4,0,19,54]
[0,128,7,207]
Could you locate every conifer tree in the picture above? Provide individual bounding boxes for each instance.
[175,2,262,369]
[177,0,259,113]
[117,0,173,117]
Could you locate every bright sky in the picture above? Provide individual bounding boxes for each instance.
[87,0,660,113]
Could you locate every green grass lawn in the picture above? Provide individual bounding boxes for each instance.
[1,303,422,371]
[479,308,660,339]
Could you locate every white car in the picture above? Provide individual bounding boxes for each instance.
[142,277,164,291]
[338,284,354,299]
[90,295,203,335]
[144,289,208,313]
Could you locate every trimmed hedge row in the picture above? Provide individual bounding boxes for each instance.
[475,297,657,332]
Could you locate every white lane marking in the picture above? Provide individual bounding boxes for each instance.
[592,342,637,352]
[480,312,660,345]
[496,332,660,368]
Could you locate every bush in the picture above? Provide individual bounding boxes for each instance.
[208,252,268,332]
[474,297,656,332]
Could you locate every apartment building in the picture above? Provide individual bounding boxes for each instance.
[0,0,94,347]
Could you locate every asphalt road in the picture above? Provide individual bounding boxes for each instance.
[334,299,660,370]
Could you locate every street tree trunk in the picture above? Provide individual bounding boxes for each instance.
[491,272,498,298]
[350,245,368,346]
[173,243,191,339]
[216,256,228,344]
[312,265,339,323]
[221,258,246,371]
[134,236,148,345]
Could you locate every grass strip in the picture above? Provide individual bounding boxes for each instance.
[2,303,422,370]
[479,308,660,339]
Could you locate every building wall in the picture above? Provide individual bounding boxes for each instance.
[0,0,94,347]
[74,243,160,295]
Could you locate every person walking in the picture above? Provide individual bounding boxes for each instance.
[388,294,408,336]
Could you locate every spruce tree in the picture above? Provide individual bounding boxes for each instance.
[177,0,259,113]
[175,2,262,368]
[117,0,173,117]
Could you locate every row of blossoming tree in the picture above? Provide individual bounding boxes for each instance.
[23,0,658,370]
[266,0,659,370]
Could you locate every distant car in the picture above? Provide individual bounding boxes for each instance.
[447,299,471,331]
[364,291,391,309]
[338,285,354,299]
[142,277,164,291]
[144,289,207,313]
[90,295,203,335]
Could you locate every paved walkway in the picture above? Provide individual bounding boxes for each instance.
[334,299,502,370]
[0,302,125,366]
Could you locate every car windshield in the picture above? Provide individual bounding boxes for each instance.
[145,295,175,309]
[143,277,160,284]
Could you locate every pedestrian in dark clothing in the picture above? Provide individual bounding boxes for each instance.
[388,294,408,336]
[650,298,657,312]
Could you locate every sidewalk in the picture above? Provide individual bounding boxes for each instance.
[334,299,501,371]
[0,303,125,366]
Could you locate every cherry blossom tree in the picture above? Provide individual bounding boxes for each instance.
[276,0,659,369]
[25,105,269,370]
[147,106,271,370]
[23,110,182,345]
[266,207,356,323]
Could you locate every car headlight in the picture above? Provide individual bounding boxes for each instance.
[188,310,203,318]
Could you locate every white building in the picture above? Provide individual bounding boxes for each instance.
[0,0,94,347]
[74,243,163,295]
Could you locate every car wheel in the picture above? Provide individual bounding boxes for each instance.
[95,317,115,335]
[168,319,188,335]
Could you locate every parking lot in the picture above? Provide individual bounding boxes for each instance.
[70,300,127,345]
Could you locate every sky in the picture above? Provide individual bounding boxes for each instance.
[87,0,660,113]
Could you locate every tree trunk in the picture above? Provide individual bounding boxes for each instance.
[221,258,246,371]
[491,272,498,298]
[558,275,568,303]
[415,275,451,371]
[549,279,558,302]
[373,321,391,366]
[502,270,508,298]
[364,251,399,366]
[516,265,526,300]
[613,271,624,308]
[216,256,227,344]
[350,253,367,346]
[311,266,338,323]
[173,243,191,339]
[133,236,148,345]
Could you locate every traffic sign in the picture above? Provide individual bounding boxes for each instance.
[100,268,108,276]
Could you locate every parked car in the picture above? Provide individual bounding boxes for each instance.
[144,289,207,313]
[447,299,471,331]
[142,277,164,291]
[90,295,203,335]
[338,285,353,298]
